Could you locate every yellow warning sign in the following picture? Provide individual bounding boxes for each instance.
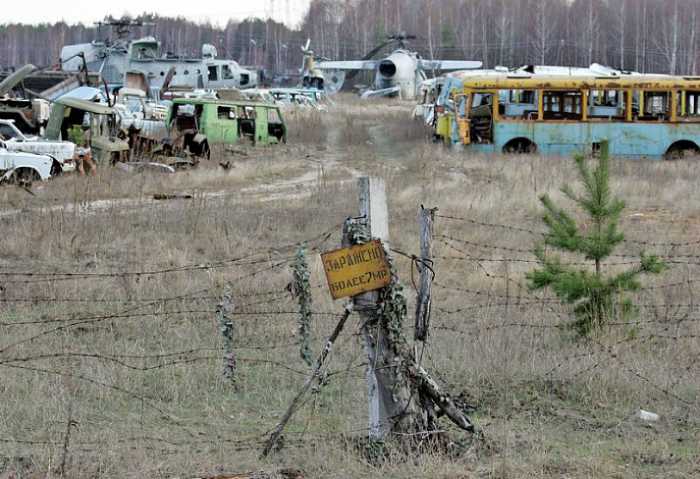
[321,240,392,300]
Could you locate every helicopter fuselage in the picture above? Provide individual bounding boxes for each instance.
[60,36,255,97]
[375,49,426,98]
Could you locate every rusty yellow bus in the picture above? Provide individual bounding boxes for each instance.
[445,75,700,159]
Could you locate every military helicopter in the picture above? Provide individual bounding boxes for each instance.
[299,39,341,93]
[60,17,255,97]
[302,34,482,100]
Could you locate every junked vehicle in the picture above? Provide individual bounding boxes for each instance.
[165,98,286,157]
[0,64,53,135]
[0,139,57,185]
[269,88,329,111]
[0,119,76,172]
[115,88,168,122]
[238,89,276,104]
[427,63,670,144]
[445,74,700,159]
[114,87,168,155]
[45,97,130,164]
[0,97,51,135]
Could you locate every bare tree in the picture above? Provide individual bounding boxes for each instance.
[5,0,700,75]
[657,0,680,74]
[530,0,557,65]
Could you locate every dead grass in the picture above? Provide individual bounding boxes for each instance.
[1,97,700,478]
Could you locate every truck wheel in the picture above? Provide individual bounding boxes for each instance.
[8,168,40,187]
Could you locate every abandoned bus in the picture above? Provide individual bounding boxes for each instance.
[445,75,700,159]
[166,98,286,155]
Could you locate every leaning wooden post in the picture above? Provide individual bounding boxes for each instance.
[217,285,236,384]
[415,206,436,342]
[262,302,354,457]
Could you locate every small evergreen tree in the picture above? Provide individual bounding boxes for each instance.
[526,143,666,336]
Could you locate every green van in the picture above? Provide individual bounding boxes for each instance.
[166,98,286,156]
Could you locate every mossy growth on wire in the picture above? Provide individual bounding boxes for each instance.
[526,142,666,336]
[292,246,313,367]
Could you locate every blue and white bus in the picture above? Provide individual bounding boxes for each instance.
[445,75,700,159]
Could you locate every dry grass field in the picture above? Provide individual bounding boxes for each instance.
[1,96,699,478]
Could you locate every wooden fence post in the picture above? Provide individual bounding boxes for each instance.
[355,178,474,442]
[262,178,473,457]
[354,177,425,439]
[415,206,436,342]
[217,286,236,384]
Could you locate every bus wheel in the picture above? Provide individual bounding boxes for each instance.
[664,141,700,160]
[503,138,537,154]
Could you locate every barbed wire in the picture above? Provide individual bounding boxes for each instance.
[436,236,700,268]
[435,212,700,249]
[0,223,340,285]
[2,213,699,470]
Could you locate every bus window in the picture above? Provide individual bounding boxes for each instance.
[267,108,285,142]
[640,91,671,120]
[683,91,700,118]
[504,89,537,119]
[543,91,582,120]
[238,106,256,140]
[509,90,535,104]
[589,90,625,119]
[218,106,237,120]
[267,108,282,123]
[470,93,493,116]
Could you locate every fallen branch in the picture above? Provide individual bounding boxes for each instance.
[409,363,474,432]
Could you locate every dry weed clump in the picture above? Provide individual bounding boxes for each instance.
[339,112,372,147]
[283,108,328,145]
[1,96,699,478]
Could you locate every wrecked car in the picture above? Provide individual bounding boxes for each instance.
[0,139,57,184]
[165,98,286,157]
[0,119,77,172]
[44,97,130,164]
[0,97,51,135]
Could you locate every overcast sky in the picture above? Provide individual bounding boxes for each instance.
[3,0,311,28]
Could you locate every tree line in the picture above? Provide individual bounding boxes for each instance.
[1,0,698,76]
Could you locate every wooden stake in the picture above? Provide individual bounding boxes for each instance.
[261,303,354,457]
[217,286,236,383]
[415,206,436,342]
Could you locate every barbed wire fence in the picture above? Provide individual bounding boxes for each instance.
[1,207,699,476]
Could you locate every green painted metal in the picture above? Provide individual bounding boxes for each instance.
[168,98,286,146]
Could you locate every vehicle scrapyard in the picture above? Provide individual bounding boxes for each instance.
[3,6,700,479]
